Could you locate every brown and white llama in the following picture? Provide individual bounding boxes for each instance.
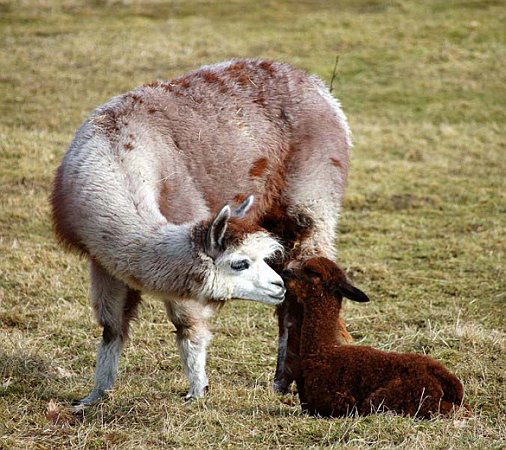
[282,257,468,418]
[51,60,352,407]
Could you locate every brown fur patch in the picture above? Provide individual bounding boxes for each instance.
[174,77,191,89]
[223,217,264,247]
[330,157,343,169]
[201,70,221,84]
[123,142,134,151]
[190,212,264,255]
[259,60,276,76]
[249,157,268,178]
[161,82,174,92]
[128,93,143,104]
[236,73,250,86]
[261,202,314,265]
[223,62,253,87]
[234,193,248,204]
[200,70,229,92]
[204,191,223,215]
[148,107,157,114]
[145,80,162,88]
[225,61,246,73]
[246,144,316,265]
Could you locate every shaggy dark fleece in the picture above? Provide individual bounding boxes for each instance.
[283,256,469,418]
[273,287,353,395]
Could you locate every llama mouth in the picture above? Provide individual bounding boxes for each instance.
[268,292,286,303]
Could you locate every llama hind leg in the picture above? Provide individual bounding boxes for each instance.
[361,378,444,418]
[360,378,409,416]
[74,260,141,409]
[165,300,216,400]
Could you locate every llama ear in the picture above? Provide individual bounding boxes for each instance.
[338,282,370,303]
[233,195,254,218]
[206,205,231,255]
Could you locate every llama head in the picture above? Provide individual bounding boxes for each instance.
[282,257,369,307]
[197,196,285,305]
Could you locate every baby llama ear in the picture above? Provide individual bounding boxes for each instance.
[232,195,254,218]
[337,280,370,303]
[206,204,231,256]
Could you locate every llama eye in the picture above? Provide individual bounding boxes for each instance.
[231,260,250,271]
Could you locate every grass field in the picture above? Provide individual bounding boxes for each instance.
[1,0,505,448]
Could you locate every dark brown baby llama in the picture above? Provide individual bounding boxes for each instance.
[282,257,468,419]
[273,278,353,395]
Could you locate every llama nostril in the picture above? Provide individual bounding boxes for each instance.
[271,280,284,288]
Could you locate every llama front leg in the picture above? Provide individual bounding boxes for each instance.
[177,325,212,399]
[165,300,215,400]
[303,390,357,417]
[273,299,301,394]
[74,260,141,409]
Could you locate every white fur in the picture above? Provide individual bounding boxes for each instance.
[202,232,285,303]
[310,76,353,150]
[177,328,212,400]
[75,338,123,408]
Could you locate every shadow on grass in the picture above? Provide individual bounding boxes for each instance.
[0,351,77,402]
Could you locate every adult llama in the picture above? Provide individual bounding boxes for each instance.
[51,59,351,407]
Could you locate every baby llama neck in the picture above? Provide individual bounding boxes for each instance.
[300,292,343,357]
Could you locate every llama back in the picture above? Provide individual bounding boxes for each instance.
[52,60,352,262]
[111,59,351,226]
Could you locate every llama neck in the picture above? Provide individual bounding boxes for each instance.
[96,221,213,299]
[136,222,212,297]
[300,294,342,357]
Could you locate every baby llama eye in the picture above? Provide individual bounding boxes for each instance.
[231,260,250,271]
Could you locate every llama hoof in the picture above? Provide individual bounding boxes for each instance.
[71,400,91,415]
[272,380,290,395]
[71,389,105,412]
[71,404,88,419]
[183,393,203,402]
[183,385,209,402]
